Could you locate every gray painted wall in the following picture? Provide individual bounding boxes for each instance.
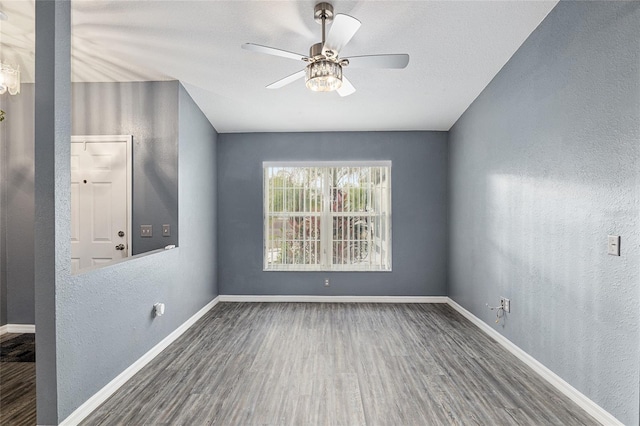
[0,81,180,326]
[0,91,7,326]
[448,2,639,424]
[1,84,35,325]
[55,84,218,422]
[217,132,448,296]
[35,5,219,420]
[34,2,69,421]
[72,82,179,255]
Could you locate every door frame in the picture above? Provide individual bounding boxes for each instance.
[71,134,133,261]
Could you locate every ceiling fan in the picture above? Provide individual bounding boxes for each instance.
[242,2,409,97]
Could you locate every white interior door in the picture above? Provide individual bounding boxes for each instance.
[71,135,132,273]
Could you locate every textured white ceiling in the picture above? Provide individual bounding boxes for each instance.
[0,1,557,132]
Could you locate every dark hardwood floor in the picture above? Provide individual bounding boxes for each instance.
[0,333,36,426]
[81,303,599,425]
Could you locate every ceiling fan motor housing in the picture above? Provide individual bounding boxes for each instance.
[309,42,325,61]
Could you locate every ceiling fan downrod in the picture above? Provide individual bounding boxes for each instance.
[314,2,334,43]
[313,2,337,59]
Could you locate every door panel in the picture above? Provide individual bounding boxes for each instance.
[71,137,129,272]
[71,182,80,242]
[92,182,113,241]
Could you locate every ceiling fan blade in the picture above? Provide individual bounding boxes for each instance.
[323,14,361,57]
[242,43,306,62]
[337,76,356,97]
[344,54,410,69]
[266,70,306,89]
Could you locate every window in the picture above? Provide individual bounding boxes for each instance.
[264,162,391,271]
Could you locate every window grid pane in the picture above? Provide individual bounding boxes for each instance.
[264,163,390,271]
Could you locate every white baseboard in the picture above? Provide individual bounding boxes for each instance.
[446,298,622,426]
[218,295,448,304]
[59,297,219,426]
[0,324,36,335]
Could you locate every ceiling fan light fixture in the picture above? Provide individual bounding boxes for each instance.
[305,60,342,92]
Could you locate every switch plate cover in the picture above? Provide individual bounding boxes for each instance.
[162,224,171,237]
[141,225,152,237]
[608,235,620,256]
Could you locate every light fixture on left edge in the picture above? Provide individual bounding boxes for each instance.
[0,62,20,95]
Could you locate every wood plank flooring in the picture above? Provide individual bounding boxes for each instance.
[82,303,599,425]
[0,333,36,426]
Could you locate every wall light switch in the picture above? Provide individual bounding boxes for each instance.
[607,235,620,256]
[162,224,171,237]
[141,225,152,237]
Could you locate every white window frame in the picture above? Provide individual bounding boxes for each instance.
[263,161,392,272]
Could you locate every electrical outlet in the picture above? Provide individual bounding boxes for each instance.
[153,303,165,317]
[324,279,330,287]
[500,297,511,313]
